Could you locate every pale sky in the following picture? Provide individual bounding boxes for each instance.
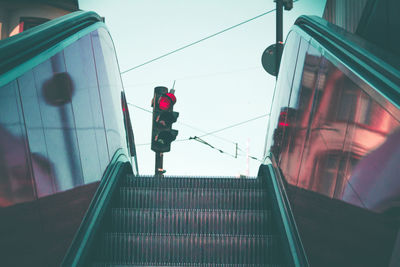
[79,0,326,176]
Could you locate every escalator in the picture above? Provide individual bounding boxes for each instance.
[7,4,400,266]
[63,166,308,266]
[0,11,138,266]
[0,8,306,266]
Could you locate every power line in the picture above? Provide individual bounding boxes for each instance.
[123,66,261,88]
[127,102,238,144]
[137,135,262,162]
[120,9,276,74]
[128,103,152,113]
[189,136,262,162]
[131,104,269,145]
[189,136,236,158]
[135,113,270,148]
[198,114,270,138]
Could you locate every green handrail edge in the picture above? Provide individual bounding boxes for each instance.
[0,11,105,88]
[61,148,132,267]
[295,15,400,109]
[0,22,105,88]
[0,11,101,74]
[258,161,309,267]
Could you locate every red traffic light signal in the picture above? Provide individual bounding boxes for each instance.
[152,88,177,110]
[158,92,176,110]
[151,86,179,153]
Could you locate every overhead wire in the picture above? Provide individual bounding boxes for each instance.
[121,0,297,162]
[189,136,263,162]
[130,102,269,146]
[127,102,238,144]
[125,1,302,165]
[120,8,276,74]
[198,114,269,138]
[185,113,270,161]
[121,0,301,74]
[128,103,152,114]
[123,66,261,88]
[132,108,269,162]
[189,136,237,158]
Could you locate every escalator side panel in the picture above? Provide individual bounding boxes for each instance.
[265,16,400,266]
[0,12,134,266]
[287,184,398,267]
[258,164,309,267]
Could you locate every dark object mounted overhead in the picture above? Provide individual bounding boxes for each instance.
[261,43,284,76]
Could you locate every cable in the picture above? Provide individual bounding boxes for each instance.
[135,112,270,145]
[189,136,236,158]
[198,114,269,138]
[120,9,276,74]
[127,102,238,144]
[123,66,261,88]
[189,136,262,162]
[128,103,152,114]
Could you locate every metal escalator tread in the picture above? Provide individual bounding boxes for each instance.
[96,233,279,265]
[110,208,273,235]
[124,175,261,189]
[88,176,283,266]
[91,263,282,266]
[118,187,269,210]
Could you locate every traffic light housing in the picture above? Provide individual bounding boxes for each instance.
[151,86,179,153]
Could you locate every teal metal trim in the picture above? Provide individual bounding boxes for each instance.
[0,22,105,88]
[294,15,400,109]
[133,153,139,176]
[259,159,309,267]
[0,11,102,72]
[62,149,132,267]
[268,165,307,266]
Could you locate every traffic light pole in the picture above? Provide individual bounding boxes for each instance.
[276,0,283,77]
[155,152,164,177]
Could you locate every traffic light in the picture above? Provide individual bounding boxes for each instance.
[151,86,179,153]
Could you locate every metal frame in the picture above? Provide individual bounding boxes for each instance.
[62,149,132,267]
[258,159,309,267]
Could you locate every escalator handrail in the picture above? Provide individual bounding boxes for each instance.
[62,149,132,267]
[259,161,309,267]
[295,15,400,108]
[0,11,102,76]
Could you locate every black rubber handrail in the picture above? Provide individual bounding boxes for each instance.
[295,15,400,108]
[0,11,102,75]
[258,161,309,267]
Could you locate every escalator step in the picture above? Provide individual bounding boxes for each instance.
[95,233,279,265]
[124,175,261,190]
[118,188,269,210]
[91,263,282,266]
[110,208,273,235]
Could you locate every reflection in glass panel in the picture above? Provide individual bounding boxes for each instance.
[0,81,35,206]
[278,44,322,188]
[64,34,109,184]
[18,70,56,198]
[273,38,400,213]
[32,52,84,192]
[342,89,400,212]
[91,29,128,157]
[279,38,309,185]
[298,56,353,192]
[266,31,300,161]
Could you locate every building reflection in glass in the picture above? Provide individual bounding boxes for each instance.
[270,30,400,214]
